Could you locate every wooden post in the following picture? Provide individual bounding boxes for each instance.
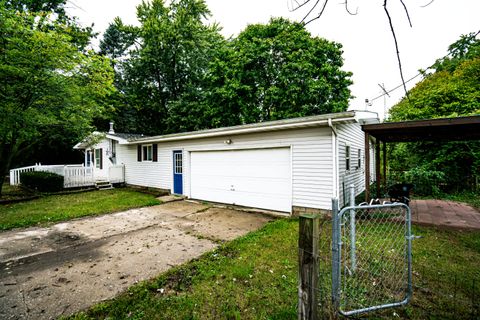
[365,133,370,202]
[382,141,387,195]
[298,214,320,320]
[375,140,381,199]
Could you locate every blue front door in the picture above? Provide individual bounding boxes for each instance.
[173,150,183,194]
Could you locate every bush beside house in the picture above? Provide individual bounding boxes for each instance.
[21,171,64,192]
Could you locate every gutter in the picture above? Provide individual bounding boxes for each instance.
[328,118,339,200]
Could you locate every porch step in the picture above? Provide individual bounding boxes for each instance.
[95,180,113,190]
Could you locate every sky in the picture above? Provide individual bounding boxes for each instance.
[66,0,479,119]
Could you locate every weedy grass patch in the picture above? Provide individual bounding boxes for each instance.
[0,188,160,230]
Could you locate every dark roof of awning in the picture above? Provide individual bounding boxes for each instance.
[361,115,480,142]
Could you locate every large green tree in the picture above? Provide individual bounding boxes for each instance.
[0,2,114,194]
[106,12,352,134]
[388,32,480,194]
[208,18,352,124]
[104,0,224,135]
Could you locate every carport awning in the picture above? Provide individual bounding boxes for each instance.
[360,115,480,201]
[361,115,480,142]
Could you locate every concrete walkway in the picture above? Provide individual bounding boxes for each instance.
[0,200,273,320]
[410,199,480,230]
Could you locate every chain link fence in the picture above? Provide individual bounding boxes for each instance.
[299,184,479,319]
[332,202,412,316]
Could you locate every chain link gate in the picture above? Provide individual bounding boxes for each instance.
[332,201,413,317]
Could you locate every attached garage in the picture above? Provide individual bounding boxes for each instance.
[190,148,291,212]
[107,111,379,214]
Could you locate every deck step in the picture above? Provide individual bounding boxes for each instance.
[95,180,113,190]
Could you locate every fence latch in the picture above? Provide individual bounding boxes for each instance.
[407,235,422,240]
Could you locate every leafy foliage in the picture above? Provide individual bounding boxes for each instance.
[20,171,64,192]
[222,18,352,123]
[388,32,480,194]
[0,2,115,194]
[103,4,352,135]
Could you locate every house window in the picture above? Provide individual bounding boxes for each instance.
[95,149,102,169]
[357,149,362,169]
[86,150,92,167]
[143,145,153,161]
[111,140,116,157]
[346,145,350,171]
[174,152,183,174]
[110,140,117,165]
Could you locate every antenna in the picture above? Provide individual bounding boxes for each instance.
[378,83,390,120]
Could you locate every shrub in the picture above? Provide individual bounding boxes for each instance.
[404,167,446,196]
[20,171,64,192]
[390,167,446,197]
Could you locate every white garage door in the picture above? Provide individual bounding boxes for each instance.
[190,148,291,212]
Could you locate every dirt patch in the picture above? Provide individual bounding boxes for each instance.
[178,207,274,241]
[0,200,273,319]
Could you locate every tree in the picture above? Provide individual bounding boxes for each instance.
[0,3,114,195]
[105,3,352,135]
[109,0,224,135]
[389,32,480,120]
[387,32,480,193]
[207,18,352,124]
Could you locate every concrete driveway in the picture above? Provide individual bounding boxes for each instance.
[0,199,273,319]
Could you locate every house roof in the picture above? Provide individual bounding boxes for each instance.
[129,110,379,145]
[73,132,148,149]
[107,133,146,141]
[361,115,480,142]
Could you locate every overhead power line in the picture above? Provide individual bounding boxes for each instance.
[369,72,422,102]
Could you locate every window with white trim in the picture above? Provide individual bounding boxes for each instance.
[142,145,153,161]
[345,145,351,171]
[95,149,101,169]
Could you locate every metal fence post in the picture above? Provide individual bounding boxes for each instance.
[331,198,340,312]
[298,213,320,320]
[349,184,357,273]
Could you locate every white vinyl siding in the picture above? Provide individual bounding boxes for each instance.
[116,127,334,211]
[337,122,371,207]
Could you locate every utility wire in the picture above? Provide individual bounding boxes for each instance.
[369,72,422,102]
[368,29,480,103]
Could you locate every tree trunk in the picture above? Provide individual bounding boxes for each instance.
[0,142,17,197]
[0,159,11,197]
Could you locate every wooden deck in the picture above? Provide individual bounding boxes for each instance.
[410,199,480,230]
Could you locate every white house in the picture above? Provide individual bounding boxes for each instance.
[73,123,145,182]
[74,111,378,215]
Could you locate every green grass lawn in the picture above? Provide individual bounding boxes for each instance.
[0,188,161,230]
[68,218,480,320]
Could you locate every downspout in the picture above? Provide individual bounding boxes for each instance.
[328,118,339,200]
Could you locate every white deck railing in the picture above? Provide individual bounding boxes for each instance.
[64,166,95,188]
[9,163,125,189]
[9,165,37,186]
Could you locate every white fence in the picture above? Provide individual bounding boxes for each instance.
[63,166,95,188]
[9,164,125,188]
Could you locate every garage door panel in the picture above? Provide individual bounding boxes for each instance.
[190,148,291,212]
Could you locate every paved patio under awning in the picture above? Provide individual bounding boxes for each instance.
[410,199,480,230]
